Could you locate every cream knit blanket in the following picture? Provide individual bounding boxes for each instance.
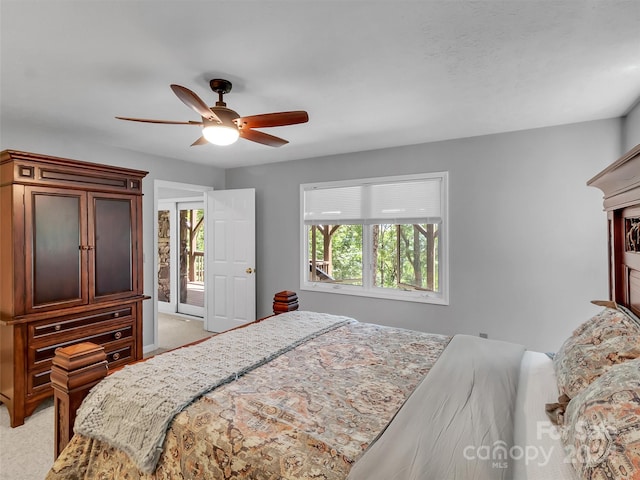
[74,311,353,474]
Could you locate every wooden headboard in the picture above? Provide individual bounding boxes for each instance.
[587,144,640,317]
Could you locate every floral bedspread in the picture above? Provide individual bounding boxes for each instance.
[47,321,451,480]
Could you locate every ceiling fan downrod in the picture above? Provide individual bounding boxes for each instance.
[210,78,233,107]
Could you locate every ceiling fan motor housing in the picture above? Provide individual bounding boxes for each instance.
[209,78,233,95]
[207,106,240,128]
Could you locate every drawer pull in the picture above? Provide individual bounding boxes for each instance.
[54,324,61,331]
[113,312,120,318]
[114,331,122,340]
[112,352,121,361]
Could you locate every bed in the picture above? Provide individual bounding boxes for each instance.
[46,144,640,480]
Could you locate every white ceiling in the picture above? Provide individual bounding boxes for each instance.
[2,1,639,169]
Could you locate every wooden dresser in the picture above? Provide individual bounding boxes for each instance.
[0,150,148,427]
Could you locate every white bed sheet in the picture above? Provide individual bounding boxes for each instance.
[512,350,579,480]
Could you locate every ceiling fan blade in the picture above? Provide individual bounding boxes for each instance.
[239,128,289,147]
[235,111,309,129]
[191,136,209,147]
[116,116,203,125]
[170,84,221,123]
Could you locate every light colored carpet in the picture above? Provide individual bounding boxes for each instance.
[0,398,54,480]
[0,314,214,479]
[151,312,214,355]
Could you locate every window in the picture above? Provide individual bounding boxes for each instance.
[300,172,448,304]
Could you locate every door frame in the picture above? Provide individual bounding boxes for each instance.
[152,180,213,352]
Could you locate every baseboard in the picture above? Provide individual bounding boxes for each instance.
[159,312,204,322]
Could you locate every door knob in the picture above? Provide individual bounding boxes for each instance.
[246,267,254,274]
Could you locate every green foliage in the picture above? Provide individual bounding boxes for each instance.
[194,210,205,251]
[331,225,362,283]
[309,223,439,292]
[375,224,398,287]
[180,209,205,251]
[308,225,363,284]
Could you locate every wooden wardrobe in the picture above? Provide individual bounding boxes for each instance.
[0,150,148,427]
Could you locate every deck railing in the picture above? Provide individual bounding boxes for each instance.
[193,252,204,282]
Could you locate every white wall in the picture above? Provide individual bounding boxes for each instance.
[226,119,622,352]
[0,128,226,347]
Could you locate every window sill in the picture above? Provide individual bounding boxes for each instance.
[300,283,449,305]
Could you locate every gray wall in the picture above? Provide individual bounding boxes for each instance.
[226,119,623,352]
[0,128,226,347]
[624,98,640,151]
[3,115,638,352]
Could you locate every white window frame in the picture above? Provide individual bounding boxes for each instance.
[300,172,449,305]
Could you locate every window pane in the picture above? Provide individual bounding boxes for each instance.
[374,224,439,292]
[301,172,448,305]
[158,209,171,302]
[179,208,205,308]
[368,179,441,221]
[304,186,363,223]
[307,224,363,285]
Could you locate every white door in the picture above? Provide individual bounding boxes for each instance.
[205,189,256,332]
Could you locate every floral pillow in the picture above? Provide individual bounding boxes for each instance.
[561,359,640,480]
[570,307,637,344]
[553,307,640,400]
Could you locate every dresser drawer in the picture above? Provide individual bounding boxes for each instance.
[28,340,134,396]
[29,306,133,342]
[29,323,133,367]
[105,343,134,368]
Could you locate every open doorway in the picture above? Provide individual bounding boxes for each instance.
[155,181,213,353]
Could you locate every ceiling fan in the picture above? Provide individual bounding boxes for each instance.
[116,79,309,147]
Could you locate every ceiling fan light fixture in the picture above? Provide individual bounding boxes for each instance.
[202,123,239,146]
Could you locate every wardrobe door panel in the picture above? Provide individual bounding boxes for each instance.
[89,193,136,301]
[25,187,88,312]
